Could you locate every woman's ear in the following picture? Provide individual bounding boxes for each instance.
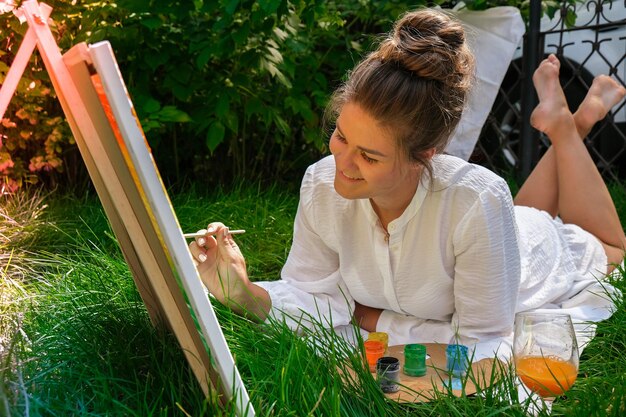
[410,148,437,172]
[421,148,437,161]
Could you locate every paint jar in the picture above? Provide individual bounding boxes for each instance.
[446,344,469,378]
[403,343,427,377]
[364,340,385,372]
[376,356,400,393]
[367,332,388,353]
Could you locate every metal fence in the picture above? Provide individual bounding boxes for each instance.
[471,0,626,183]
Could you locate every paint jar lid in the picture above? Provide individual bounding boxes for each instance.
[404,343,426,356]
[368,332,388,343]
[376,356,400,372]
[446,344,468,357]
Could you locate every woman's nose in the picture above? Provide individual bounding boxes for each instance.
[337,149,358,168]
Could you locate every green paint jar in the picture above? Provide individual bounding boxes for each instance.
[403,344,427,377]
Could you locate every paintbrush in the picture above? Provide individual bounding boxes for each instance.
[183,229,246,239]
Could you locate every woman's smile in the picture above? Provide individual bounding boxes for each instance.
[339,170,364,182]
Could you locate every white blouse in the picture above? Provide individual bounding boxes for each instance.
[256,154,616,359]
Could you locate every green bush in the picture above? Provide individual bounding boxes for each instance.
[78,0,445,185]
[0,0,578,191]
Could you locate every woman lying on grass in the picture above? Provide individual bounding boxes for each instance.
[189,8,626,360]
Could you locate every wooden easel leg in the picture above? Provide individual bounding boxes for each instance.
[0,3,52,120]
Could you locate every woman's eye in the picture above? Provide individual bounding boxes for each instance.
[335,133,347,143]
[361,152,377,164]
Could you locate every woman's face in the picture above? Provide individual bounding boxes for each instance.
[329,102,421,206]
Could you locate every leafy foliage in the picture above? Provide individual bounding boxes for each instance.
[1,0,582,191]
[78,0,451,185]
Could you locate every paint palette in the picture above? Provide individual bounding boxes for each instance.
[376,344,501,402]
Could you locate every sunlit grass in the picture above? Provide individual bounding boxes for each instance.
[0,180,625,416]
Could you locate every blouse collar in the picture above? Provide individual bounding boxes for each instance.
[359,174,430,234]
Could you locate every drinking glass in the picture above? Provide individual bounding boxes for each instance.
[513,312,579,401]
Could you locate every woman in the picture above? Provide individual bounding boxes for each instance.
[190,9,626,359]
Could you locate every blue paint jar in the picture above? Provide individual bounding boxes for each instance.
[446,344,469,378]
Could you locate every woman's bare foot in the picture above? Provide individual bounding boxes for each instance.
[574,75,626,135]
[530,54,575,138]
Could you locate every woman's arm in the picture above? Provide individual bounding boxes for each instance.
[450,178,521,344]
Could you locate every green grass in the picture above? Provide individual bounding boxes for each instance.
[1,181,625,416]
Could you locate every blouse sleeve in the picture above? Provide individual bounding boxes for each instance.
[377,178,520,360]
[450,178,521,352]
[255,168,354,332]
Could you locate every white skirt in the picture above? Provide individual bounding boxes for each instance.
[514,205,620,350]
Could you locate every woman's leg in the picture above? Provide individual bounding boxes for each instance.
[514,55,626,216]
[528,55,625,269]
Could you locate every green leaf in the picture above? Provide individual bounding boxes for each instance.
[260,58,292,89]
[224,0,239,15]
[273,114,290,135]
[215,95,230,118]
[274,70,292,89]
[144,50,169,71]
[157,106,192,123]
[245,97,263,118]
[206,121,225,152]
[169,64,192,84]
[266,46,283,64]
[141,98,161,114]
[231,22,250,46]
[314,73,327,90]
[164,81,194,101]
[258,0,281,14]
[564,9,577,28]
[224,113,239,135]
[213,15,233,31]
[196,47,213,69]
[141,120,162,133]
[140,17,163,30]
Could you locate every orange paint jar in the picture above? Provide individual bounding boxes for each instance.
[367,332,389,353]
[364,340,385,372]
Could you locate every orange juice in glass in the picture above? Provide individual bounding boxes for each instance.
[515,356,578,397]
[513,312,579,401]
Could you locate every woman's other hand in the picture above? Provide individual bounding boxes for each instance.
[353,302,383,332]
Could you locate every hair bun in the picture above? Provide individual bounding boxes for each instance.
[372,9,473,88]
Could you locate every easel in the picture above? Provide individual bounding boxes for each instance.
[0,2,254,416]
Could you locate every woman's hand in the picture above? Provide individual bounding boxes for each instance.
[188,222,270,320]
[353,302,383,332]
